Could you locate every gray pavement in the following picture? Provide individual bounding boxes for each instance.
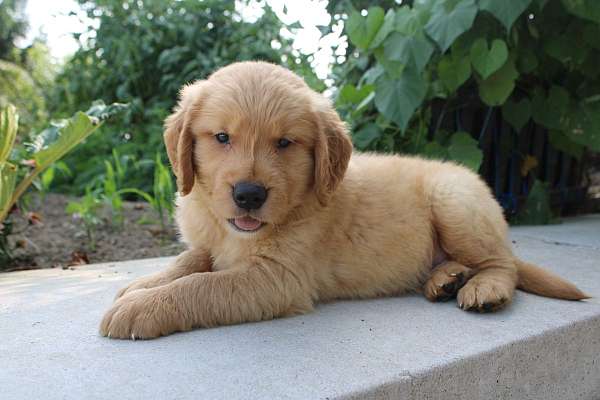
[1,216,600,399]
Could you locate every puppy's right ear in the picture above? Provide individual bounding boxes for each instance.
[164,81,205,196]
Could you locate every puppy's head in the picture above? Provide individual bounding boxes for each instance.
[164,61,352,236]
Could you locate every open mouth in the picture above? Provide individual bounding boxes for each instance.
[228,216,265,233]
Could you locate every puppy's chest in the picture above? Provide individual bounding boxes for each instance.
[209,240,254,271]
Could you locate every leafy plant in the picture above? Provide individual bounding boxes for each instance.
[121,153,175,232]
[334,0,600,221]
[34,161,71,201]
[0,102,127,263]
[102,160,124,228]
[66,185,102,250]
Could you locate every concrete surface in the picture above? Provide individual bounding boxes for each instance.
[1,217,600,400]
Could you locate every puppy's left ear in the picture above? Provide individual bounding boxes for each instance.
[313,100,353,205]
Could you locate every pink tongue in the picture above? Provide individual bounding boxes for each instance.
[234,216,262,231]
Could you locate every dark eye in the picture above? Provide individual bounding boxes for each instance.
[277,138,291,149]
[215,132,230,144]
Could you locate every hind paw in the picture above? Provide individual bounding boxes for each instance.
[424,262,473,302]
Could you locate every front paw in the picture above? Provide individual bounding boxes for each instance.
[100,288,189,339]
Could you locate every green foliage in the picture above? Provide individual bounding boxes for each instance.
[52,0,322,195]
[102,160,124,227]
[512,180,556,225]
[335,0,600,218]
[66,186,102,250]
[0,60,47,134]
[120,154,175,232]
[0,0,28,61]
[0,102,126,262]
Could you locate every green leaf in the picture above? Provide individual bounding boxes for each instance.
[565,102,600,151]
[548,130,584,159]
[0,163,17,219]
[532,86,570,130]
[422,141,448,160]
[437,53,472,92]
[425,0,478,52]
[374,68,428,132]
[561,0,600,24]
[478,56,519,106]
[394,6,428,35]
[0,104,18,165]
[502,97,531,131]
[374,48,405,79]
[544,35,588,65]
[352,123,382,150]
[447,131,483,171]
[513,180,555,225]
[338,84,374,105]
[31,102,127,169]
[346,7,385,50]
[470,38,509,79]
[32,113,98,168]
[479,0,533,31]
[41,166,55,189]
[370,9,396,49]
[384,31,434,73]
[517,49,538,74]
[85,101,129,122]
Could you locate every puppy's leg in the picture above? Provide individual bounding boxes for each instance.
[424,261,474,302]
[100,259,313,339]
[431,171,518,312]
[114,248,211,299]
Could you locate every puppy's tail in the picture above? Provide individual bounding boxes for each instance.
[515,259,590,300]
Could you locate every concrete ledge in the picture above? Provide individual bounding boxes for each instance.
[1,217,600,399]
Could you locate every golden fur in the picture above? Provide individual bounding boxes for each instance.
[100,62,587,340]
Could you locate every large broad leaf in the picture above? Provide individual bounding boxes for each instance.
[425,0,478,52]
[370,9,396,49]
[31,101,128,168]
[561,0,600,24]
[0,104,18,165]
[384,31,434,73]
[85,101,129,122]
[470,38,509,79]
[422,140,448,160]
[0,162,17,219]
[479,0,533,31]
[394,5,431,35]
[565,102,600,151]
[531,86,570,130]
[352,123,382,150]
[346,7,385,50]
[337,84,374,106]
[447,131,483,171]
[31,112,98,168]
[513,180,555,225]
[502,97,531,132]
[374,68,428,132]
[478,56,519,106]
[548,130,584,159]
[437,53,471,92]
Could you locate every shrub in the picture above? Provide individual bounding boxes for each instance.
[0,101,127,265]
[333,0,600,221]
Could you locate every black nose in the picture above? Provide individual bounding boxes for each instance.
[232,182,267,210]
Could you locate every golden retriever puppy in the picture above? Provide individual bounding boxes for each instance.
[100,61,587,339]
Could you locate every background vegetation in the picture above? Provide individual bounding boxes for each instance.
[1,0,599,267]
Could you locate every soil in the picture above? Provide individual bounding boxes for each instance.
[3,193,185,271]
